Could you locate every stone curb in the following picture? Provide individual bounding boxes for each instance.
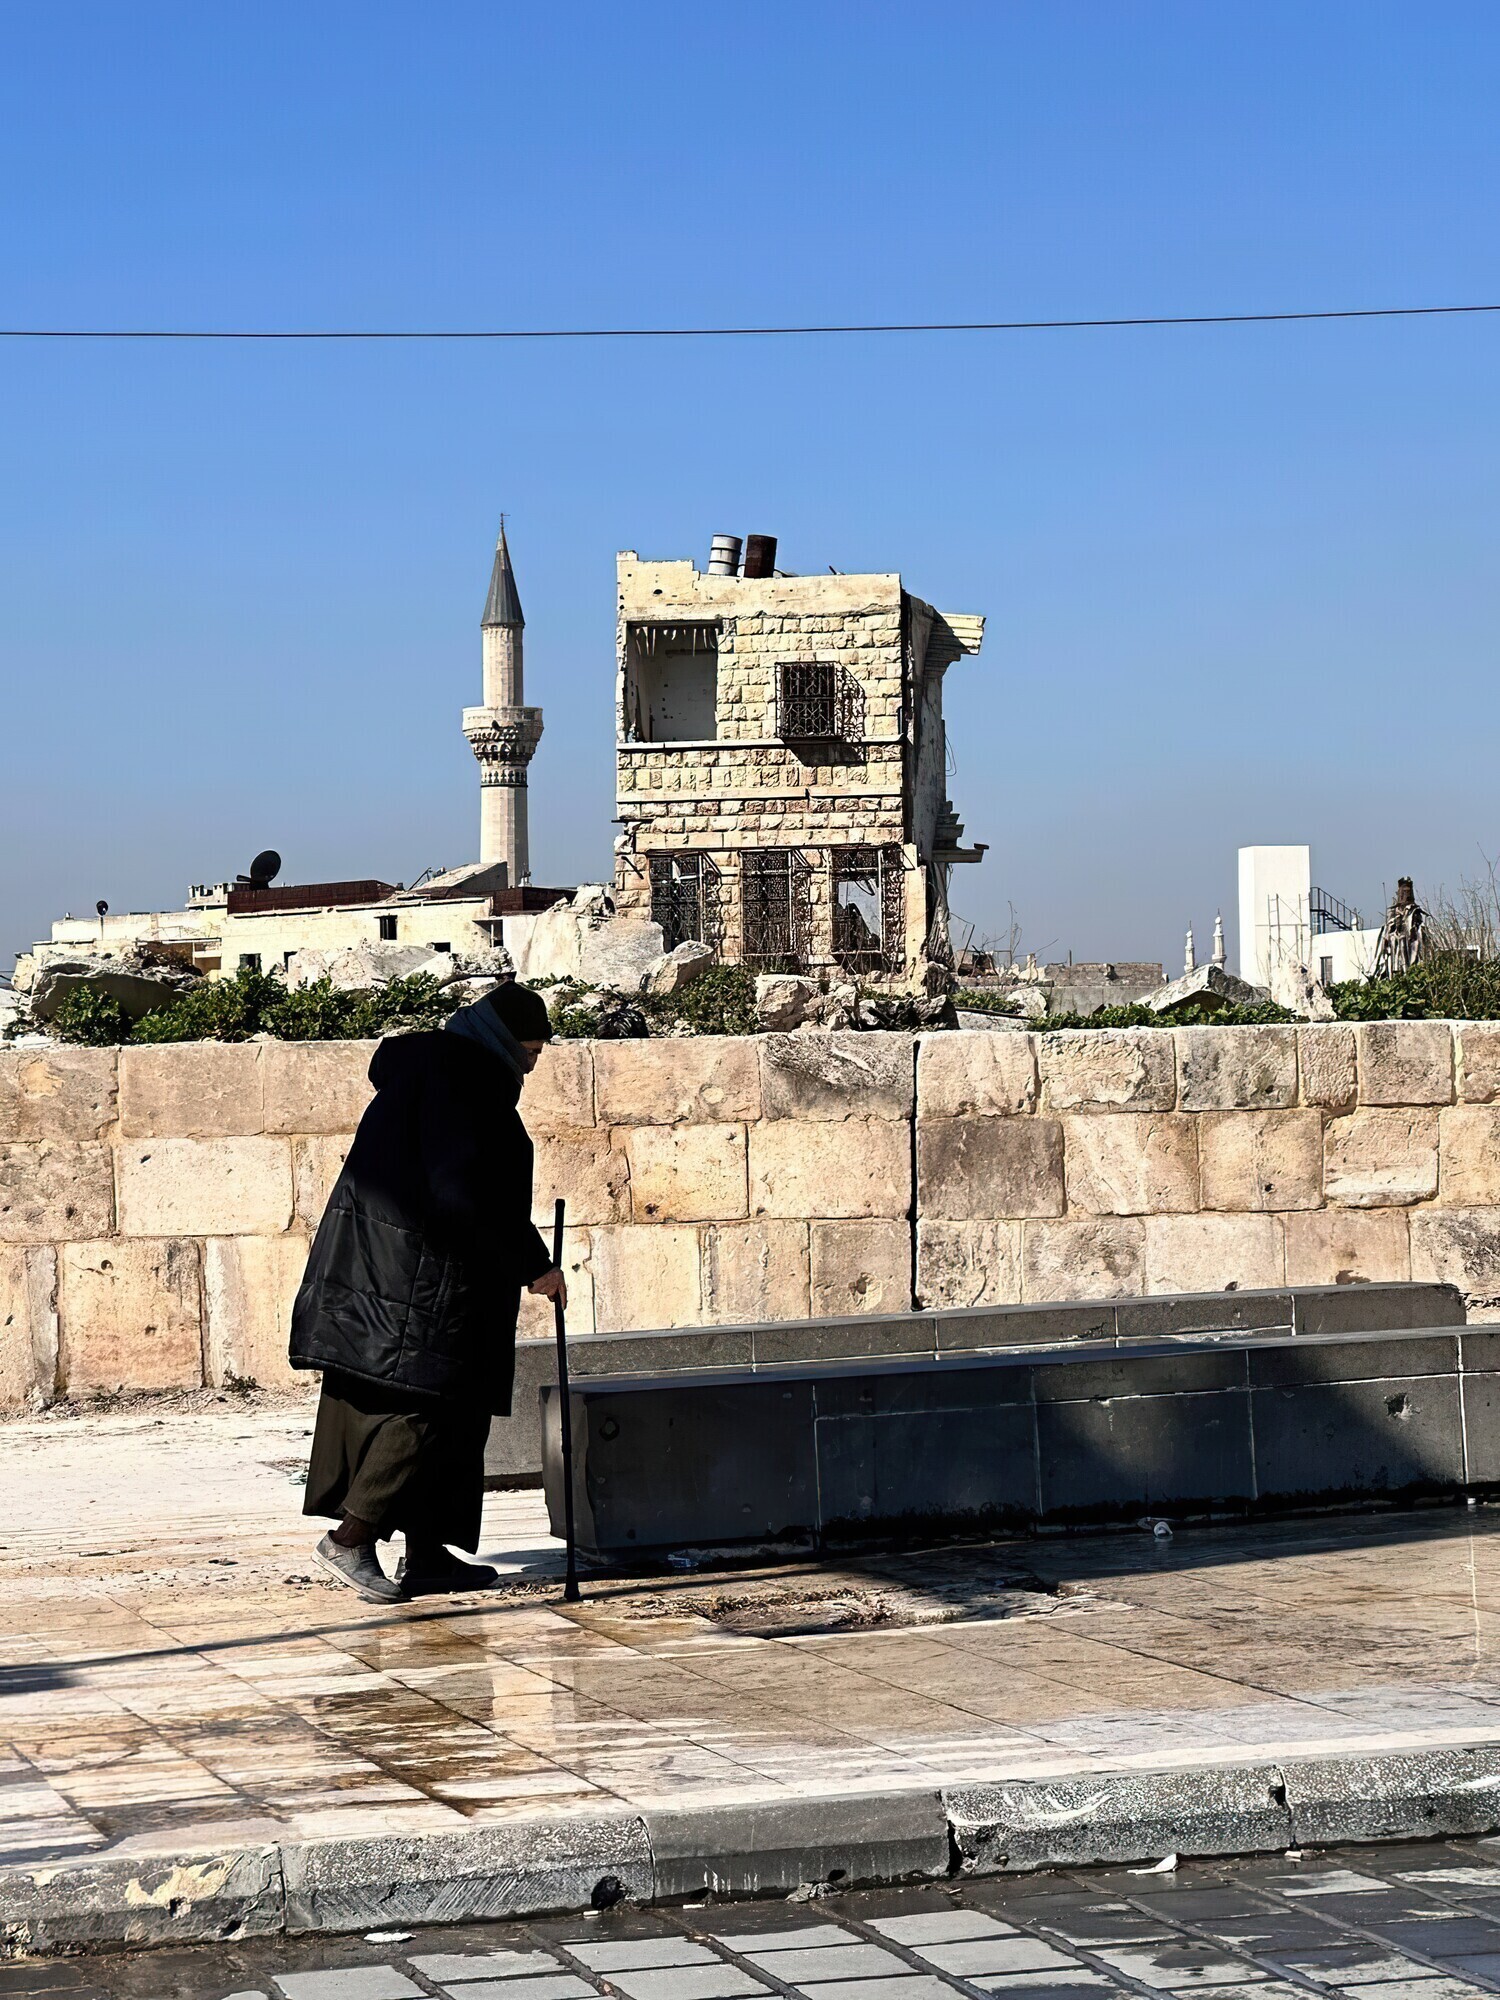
[10,1748,1500,1958]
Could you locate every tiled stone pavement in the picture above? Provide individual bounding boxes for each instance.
[14,1408,1500,1862]
[19,1841,1500,1998]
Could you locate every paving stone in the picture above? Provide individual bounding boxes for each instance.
[793,1980,954,2000]
[1089,1942,1267,1987]
[443,1983,595,2000]
[410,1952,570,1981]
[1353,1983,1495,2000]
[568,1941,721,1971]
[712,1927,856,1952]
[869,1912,1018,1944]
[605,1970,771,2000]
[739,1945,909,1981]
[273,1970,423,2000]
[971,1983,1120,1998]
[1265,1949,1439,1985]
[917,1939,1080,1976]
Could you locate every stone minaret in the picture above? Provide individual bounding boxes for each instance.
[462,521,543,882]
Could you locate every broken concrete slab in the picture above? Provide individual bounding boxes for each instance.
[644,941,716,996]
[1281,1745,1500,1847]
[0,1843,283,1956]
[28,955,199,1025]
[1144,962,1272,1015]
[945,1765,1293,1872]
[280,1815,654,1934]
[645,1791,950,1901]
[755,974,817,1031]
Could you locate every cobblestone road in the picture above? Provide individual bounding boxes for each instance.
[17,1840,1500,2000]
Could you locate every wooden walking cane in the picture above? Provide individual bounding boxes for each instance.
[551,1197,582,1603]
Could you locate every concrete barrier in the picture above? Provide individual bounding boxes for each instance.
[542,1318,1489,1560]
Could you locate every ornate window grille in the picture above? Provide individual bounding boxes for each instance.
[741,849,813,970]
[832,846,907,973]
[777,662,861,743]
[649,854,721,950]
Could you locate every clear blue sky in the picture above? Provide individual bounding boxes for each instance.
[3,2,1498,975]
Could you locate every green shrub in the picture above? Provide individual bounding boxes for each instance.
[50,986,131,1046]
[640,965,759,1036]
[126,967,461,1043]
[1329,952,1500,1020]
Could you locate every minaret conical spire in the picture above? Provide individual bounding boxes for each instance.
[481,518,524,629]
[464,514,542,882]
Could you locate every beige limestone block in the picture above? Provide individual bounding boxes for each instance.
[703,1220,810,1324]
[1298,1025,1357,1110]
[1198,1110,1324,1212]
[1411,1208,1500,1307]
[1439,1106,1500,1206]
[532,1129,630,1227]
[1459,1025,1500,1104]
[1063,1115,1199,1216]
[118,1043,265,1139]
[1357,1020,1453,1106]
[918,1117,1065,1221]
[751,1118,911,1220]
[0,1142,115,1244]
[592,1223,702,1330]
[0,1049,117,1142]
[623,1123,748,1222]
[810,1219,912,1318]
[523,1042,596,1131]
[1143,1213,1283,1295]
[594,1037,760,1125]
[517,1225,597,1339]
[116,1137,293,1238]
[1176,1026,1297,1111]
[1324,1109,1439,1208]
[760,1032,913,1121]
[58,1239,203,1393]
[262,1041,375,1135]
[1021,1217,1145,1301]
[917,1033,1037,1119]
[1037,1030,1175,1114]
[203,1233,309,1390]
[0,1245,58,1405]
[1282,1209,1411,1287]
[916,1219,1024,1309]
[293,1135,351,1229]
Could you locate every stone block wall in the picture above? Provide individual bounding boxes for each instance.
[3,1022,1499,1405]
[914,1024,1500,1314]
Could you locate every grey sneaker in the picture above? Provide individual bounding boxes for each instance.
[313,1533,404,1603]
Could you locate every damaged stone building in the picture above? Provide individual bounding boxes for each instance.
[612,535,986,982]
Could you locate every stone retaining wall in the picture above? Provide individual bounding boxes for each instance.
[4,1022,1499,1403]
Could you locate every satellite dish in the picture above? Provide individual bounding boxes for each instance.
[96,900,109,918]
[246,850,282,889]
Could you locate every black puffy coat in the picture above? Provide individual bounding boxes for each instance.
[288,1031,552,1413]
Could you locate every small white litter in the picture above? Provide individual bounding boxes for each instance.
[365,1930,414,1942]
[1129,1853,1179,1874]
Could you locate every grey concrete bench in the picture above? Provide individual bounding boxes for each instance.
[487,1280,1462,1485]
[541,1319,1493,1562]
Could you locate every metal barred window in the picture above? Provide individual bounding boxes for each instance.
[741,849,813,970]
[649,854,721,950]
[833,845,906,973]
[777,662,861,742]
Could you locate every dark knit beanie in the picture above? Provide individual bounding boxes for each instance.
[483,980,553,1043]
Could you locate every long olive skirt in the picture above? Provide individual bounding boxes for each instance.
[302,1370,491,1551]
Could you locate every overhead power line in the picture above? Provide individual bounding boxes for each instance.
[1,301,1499,341]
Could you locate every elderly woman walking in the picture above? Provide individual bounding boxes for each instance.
[289,982,565,1601]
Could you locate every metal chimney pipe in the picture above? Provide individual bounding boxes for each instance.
[742,533,777,579]
[708,534,743,576]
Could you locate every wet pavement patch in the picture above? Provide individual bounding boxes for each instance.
[611,1549,1108,1637]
